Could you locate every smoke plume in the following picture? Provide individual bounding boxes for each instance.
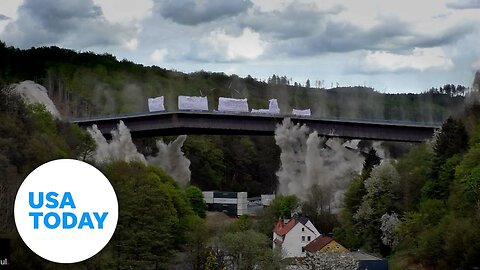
[275,118,364,209]
[9,80,61,118]
[88,121,191,186]
[147,135,191,187]
[88,121,147,164]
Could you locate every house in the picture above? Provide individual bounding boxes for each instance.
[273,216,321,258]
[304,235,349,253]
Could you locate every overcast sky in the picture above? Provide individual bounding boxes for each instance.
[1,0,479,93]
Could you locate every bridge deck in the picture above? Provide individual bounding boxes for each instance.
[71,111,440,142]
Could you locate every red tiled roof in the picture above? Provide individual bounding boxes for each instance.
[273,219,298,236]
[304,236,334,253]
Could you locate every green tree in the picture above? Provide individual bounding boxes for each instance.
[186,185,207,218]
[101,162,194,269]
[257,195,298,236]
[334,147,381,249]
[423,117,468,200]
[184,216,209,270]
[361,147,381,179]
[204,251,220,270]
[275,195,299,218]
[395,143,433,211]
[229,214,254,232]
[353,162,401,254]
[220,230,281,270]
[301,184,339,233]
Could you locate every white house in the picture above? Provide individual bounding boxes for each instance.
[273,216,321,258]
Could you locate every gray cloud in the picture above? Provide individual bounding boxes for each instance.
[0,14,10,21]
[1,0,135,48]
[155,0,252,25]
[240,3,344,40]
[268,18,475,58]
[447,0,480,9]
[409,23,475,48]
[271,19,408,57]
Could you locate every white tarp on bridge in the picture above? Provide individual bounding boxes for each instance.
[251,99,280,114]
[148,96,165,112]
[178,96,209,111]
[218,97,249,113]
[292,108,311,116]
[268,99,280,114]
[251,109,271,114]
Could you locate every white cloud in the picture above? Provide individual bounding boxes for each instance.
[0,0,21,19]
[473,59,480,70]
[125,38,138,50]
[209,28,265,61]
[363,47,454,72]
[1,0,478,92]
[187,27,266,62]
[0,0,21,33]
[150,48,169,62]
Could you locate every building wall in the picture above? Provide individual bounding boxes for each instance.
[203,191,247,216]
[282,223,320,258]
[272,232,283,249]
[304,220,320,235]
[319,241,349,253]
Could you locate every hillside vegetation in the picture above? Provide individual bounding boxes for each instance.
[333,103,480,269]
[0,41,465,124]
[2,42,480,269]
[0,41,473,196]
[0,88,209,269]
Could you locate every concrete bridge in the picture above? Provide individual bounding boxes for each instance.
[71,111,439,142]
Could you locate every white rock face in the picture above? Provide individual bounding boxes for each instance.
[10,80,61,119]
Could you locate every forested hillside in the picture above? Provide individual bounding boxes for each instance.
[0,41,473,196]
[2,41,480,269]
[0,41,465,123]
[333,103,480,269]
[0,88,209,269]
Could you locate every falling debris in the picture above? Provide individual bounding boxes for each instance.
[88,121,191,186]
[88,121,146,164]
[275,118,363,210]
[9,80,61,118]
[147,135,191,187]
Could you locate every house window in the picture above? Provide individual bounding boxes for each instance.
[302,247,305,253]
[302,227,305,232]
[302,236,305,241]
[307,236,311,241]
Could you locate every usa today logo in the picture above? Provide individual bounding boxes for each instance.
[14,159,118,263]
